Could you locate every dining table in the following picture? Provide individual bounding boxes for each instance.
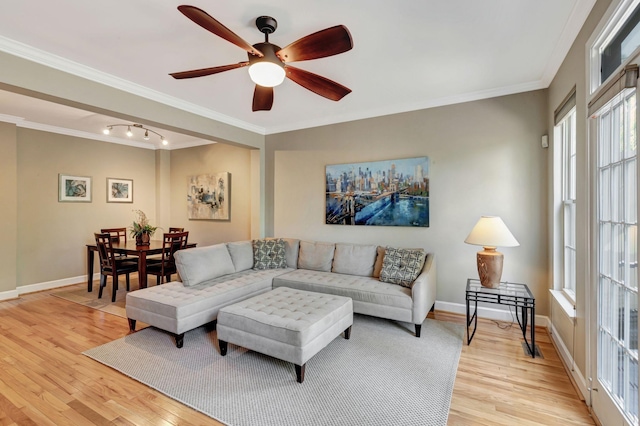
[86,239,197,292]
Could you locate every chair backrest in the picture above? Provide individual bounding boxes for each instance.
[100,227,127,244]
[168,227,184,233]
[95,232,116,271]
[160,231,189,273]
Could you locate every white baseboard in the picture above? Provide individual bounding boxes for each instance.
[549,321,589,401]
[435,300,549,328]
[0,274,99,302]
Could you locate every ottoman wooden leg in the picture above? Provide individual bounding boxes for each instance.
[175,333,184,348]
[219,340,228,356]
[295,363,306,383]
[344,326,352,340]
[127,318,136,332]
[415,324,422,338]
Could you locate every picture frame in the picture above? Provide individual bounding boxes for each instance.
[325,156,429,227]
[107,178,133,203]
[187,172,230,220]
[58,174,92,202]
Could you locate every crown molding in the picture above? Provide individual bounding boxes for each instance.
[0,36,267,136]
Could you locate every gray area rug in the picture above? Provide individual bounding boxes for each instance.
[84,315,463,426]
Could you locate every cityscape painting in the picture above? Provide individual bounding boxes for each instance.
[326,157,429,227]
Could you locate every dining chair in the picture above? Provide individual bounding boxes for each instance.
[100,227,136,260]
[95,232,138,302]
[146,231,189,285]
[168,227,185,233]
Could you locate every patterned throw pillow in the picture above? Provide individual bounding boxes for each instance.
[379,247,426,287]
[253,238,287,270]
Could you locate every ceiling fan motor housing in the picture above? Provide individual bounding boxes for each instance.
[248,42,284,67]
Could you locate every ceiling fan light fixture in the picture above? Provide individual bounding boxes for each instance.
[248,61,285,87]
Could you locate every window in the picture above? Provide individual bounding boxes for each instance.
[590,0,640,93]
[558,108,577,298]
[594,88,638,424]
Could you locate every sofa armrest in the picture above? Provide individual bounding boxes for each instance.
[411,253,436,324]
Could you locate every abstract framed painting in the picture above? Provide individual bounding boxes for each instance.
[325,157,429,227]
[107,178,133,203]
[59,174,92,202]
[187,172,230,220]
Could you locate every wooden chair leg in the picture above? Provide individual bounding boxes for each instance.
[98,274,106,299]
[157,275,161,286]
[112,275,118,303]
[126,273,130,291]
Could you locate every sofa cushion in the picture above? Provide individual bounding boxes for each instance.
[379,247,426,287]
[332,243,377,276]
[227,240,254,272]
[273,269,412,310]
[174,244,236,287]
[298,241,335,272]
[253,238,287,269]
[282,238,300,269]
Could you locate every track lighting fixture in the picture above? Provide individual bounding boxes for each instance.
[102,123,168,145]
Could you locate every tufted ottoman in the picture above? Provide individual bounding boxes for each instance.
[217,286,353,383]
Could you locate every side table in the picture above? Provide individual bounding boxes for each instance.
[466,278,536,358]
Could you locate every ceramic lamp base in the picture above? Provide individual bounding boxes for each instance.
[476,247,503,288]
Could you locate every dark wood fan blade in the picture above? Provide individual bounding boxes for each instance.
[285,66,351,101]
[178,5,263,57]
[276,25,353,63]
[170,62,249,79]
[252,85,274,111]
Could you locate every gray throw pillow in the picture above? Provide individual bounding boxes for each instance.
[253,238,287,269]
[379,246,426,287]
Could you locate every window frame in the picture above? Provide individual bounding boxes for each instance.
[555,107,578,303]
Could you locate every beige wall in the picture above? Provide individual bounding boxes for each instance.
[0,122,17,293]
[547,0,613,383]
[170,143,254,246]
[16,128,157,286]
[266,90,549,311]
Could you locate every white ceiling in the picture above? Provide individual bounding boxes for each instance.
[0,1,595,149]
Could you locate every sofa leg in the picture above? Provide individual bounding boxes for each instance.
[175,333,184,348]
[430,303,435,313]
[415,324,422,338]
[295,363,306,383]
[128,318,136,332]
[219,339,227,356]
[344,325,352,340]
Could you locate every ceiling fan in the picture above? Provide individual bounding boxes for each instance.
[170,5,353,112]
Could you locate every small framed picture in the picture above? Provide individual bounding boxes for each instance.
[59,174,92,202]
[107,178,133,203]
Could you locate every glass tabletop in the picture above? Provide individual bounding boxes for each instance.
[466,278,534,299]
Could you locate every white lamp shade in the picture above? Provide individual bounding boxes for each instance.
[248,62,286,87]
[464,216,519,248]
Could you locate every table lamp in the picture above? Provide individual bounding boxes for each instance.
[464,216,519,288]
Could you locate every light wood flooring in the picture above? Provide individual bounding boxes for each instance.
[0,282,594,425]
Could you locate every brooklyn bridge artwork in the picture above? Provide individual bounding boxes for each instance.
[325,157,429,227]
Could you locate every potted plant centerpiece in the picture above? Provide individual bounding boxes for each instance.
[130,210,158,246]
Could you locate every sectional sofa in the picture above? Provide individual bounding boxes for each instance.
[125,238,436,348]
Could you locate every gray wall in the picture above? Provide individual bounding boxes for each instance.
[170,143,254,246]
[16,128,157,285]
[547,0,614,386]
[0,122,17,293]
[265,90,550,312]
